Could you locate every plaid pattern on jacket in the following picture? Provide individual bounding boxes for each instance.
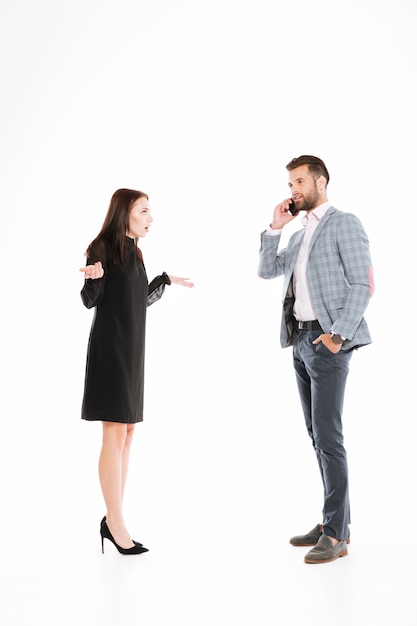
[258,206,374,350]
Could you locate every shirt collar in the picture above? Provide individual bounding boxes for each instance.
[301,201,332,226]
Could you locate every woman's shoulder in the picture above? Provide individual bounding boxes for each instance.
[87,237,109,267]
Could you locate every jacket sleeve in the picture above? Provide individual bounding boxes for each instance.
[80,241,107,309]
[258,230,287,279]
[147,272,171,306]
[330,214,374,340]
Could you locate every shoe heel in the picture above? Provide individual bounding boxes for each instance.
[99,519,148,555]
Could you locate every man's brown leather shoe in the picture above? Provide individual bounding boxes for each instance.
[289,524,322,546]
[289,523,350,546]
[304,535,348,564]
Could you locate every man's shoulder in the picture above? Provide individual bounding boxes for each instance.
[327,207,363,227]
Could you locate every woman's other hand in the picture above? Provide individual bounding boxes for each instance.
[168,275,194,288]
[80,261,104,280]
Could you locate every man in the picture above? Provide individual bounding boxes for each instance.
[258,155,374,564]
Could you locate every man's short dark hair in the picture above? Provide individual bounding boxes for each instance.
[286,155,330,186]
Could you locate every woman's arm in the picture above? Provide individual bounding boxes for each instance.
[80,241,107,309]
[147,272,194,306]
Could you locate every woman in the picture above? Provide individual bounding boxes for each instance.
[80,188,193,555]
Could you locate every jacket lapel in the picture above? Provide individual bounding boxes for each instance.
[307,206,337,256]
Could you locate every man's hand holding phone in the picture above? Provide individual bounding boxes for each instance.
[270,198,299,230]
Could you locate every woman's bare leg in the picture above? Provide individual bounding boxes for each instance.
[99,421,135,549]
[121,423,135,504]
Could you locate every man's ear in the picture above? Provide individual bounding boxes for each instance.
[317,174,327,192]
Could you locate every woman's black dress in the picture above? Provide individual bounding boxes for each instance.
[81,236,170,423]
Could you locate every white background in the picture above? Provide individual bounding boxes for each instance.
[1,1,416,624]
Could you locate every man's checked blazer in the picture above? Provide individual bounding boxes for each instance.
[258,206,374,351]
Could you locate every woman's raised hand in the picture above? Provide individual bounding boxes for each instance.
[80,261,104,280]
[168,275,195,288]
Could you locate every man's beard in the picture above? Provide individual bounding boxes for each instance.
[298,187,320,212]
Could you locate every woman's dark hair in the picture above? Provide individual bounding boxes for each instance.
[286,155,330,186]
[86,188,148,264]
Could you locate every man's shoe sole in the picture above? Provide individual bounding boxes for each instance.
[304,548,348,564]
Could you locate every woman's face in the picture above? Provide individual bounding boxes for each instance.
[127,197,153,238]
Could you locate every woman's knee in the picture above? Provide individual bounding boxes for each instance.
[124,424,135,448]
[102,422,129,449]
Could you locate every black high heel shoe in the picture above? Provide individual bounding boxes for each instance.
[100,516,144,548]
[100,519,149,555]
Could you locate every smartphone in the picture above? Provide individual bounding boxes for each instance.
[288,200,298,216]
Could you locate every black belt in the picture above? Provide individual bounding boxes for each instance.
[296,320,323,331]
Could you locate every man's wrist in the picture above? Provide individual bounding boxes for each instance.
[331,333,345,345]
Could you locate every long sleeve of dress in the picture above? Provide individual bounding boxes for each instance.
[80,241,107,309]
[147,272,171,306]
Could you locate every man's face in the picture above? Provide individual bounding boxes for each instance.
[288,164,322,212]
